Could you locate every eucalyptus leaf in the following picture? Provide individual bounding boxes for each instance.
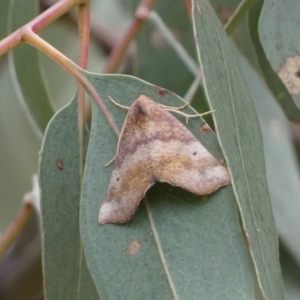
[248,1,300,122]
[80,73,253,300]
[9,0,55,133]
[259,0,300,109]
[39,97,99,300]
[192,0,283,299]
[239,53,300,265]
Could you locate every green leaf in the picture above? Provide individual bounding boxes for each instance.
[0,0,10,40]
[126,0,208,113]
[239,53,300,264]
[248,1,300,122]
[213,0,260,69]
[9,0,55,133]
[128,1,196,95]
[192,0,283,299]
[39,97,99,300]
[280,245,300,299]
[80,73,254,299]
[259,0,300,109]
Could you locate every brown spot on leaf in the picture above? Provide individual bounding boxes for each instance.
[126,239,142,256]
[200,123,211,133]
[277,55,300,96]
[245,233,251,247]
[218,6,234,24]
[155,87,168,96]
[56,159,64,170]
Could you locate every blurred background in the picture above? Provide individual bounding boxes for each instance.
[0,0,300,299]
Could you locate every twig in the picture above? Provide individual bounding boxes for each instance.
[40,0,120,55]
[77,2,91,180]
[103,0,157,73]
[148,11,200,77]
[0,0,78,55]
[0,201,34,260]
[183,74,202,103]
[0,1,118,135]
[225,0,257,35]
[22,29,119,136]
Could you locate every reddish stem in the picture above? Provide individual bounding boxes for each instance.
[103,0,157,73]
[0,202,34,260]
[77,2,91,177]
[0,0,78,56]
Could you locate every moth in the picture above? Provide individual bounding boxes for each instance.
[99,95,230,224]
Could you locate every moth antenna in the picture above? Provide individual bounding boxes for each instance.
[198,110,215,117]
[104,156,116,168]
[160,102,189,111]
[166,109,215,123]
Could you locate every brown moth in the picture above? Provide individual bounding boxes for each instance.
[99,95,231,224]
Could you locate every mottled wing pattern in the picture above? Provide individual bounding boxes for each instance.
[99,96,230,224]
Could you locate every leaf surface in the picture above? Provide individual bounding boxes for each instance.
[259,0,300,109]
[39,97,99,300]
[240,53,300,265]
[249,1,300,121]
[9,0,55,133]
[80,73,254,300]
[192,0,283,299]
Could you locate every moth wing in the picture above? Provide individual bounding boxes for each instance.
[146,101,231,196]
[151,138,230,195]
[99,164,154,224]
[99,98,155,224]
